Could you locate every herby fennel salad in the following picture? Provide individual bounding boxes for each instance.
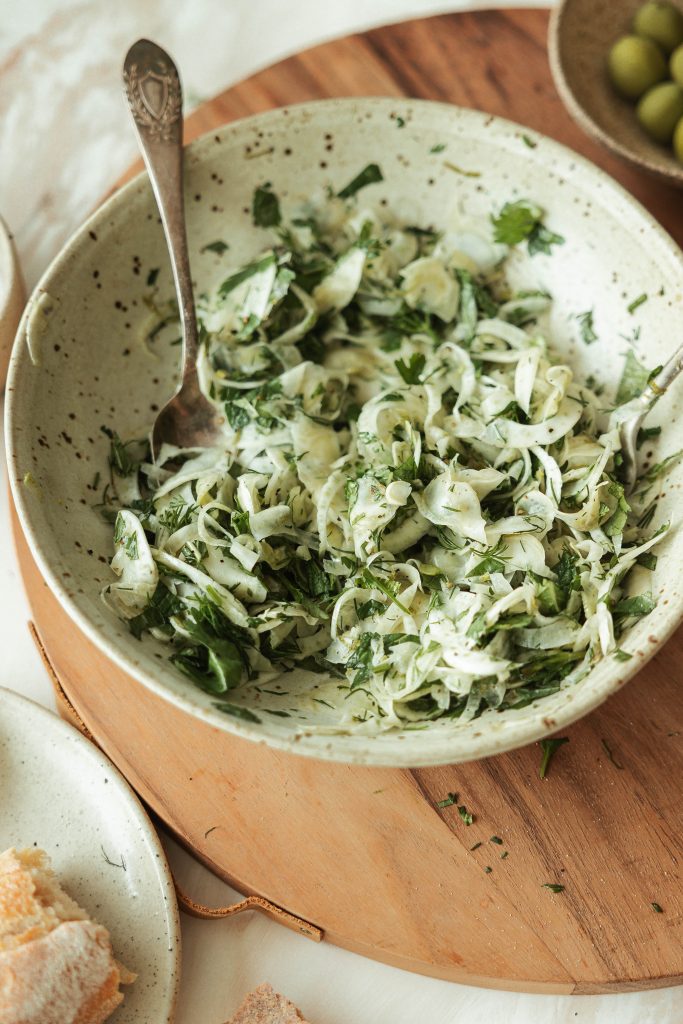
[100,165,674,731]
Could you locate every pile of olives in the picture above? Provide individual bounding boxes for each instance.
[608,1,683,160]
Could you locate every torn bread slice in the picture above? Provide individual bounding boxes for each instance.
[228,983,312,1023]
[0,847,135,1024]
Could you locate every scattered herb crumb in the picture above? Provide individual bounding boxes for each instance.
[458,804,474,826]
[437,792,457,808]
[601,738,624,770]
[395,116,406,128]
[470,841,483,851]
[501,850,509,860]
[576,309,598,345]
[201,240,230,255]
[146,267,159,287]
[613,648,633,662]
[628,293,648,314]
[490,835,504,845]
[539,736,569,779]
[444,160,482,178]
[651,902,664,913]
[542,883,565,893]
[101,846,126,871]
[430,143,446,153]
[484,866,493,874]
[522,134,537,148]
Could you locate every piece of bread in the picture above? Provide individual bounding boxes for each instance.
[228,983,312,1023]
[0,847,135,1024]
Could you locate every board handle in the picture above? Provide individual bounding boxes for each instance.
[174,879,323,941]
[28,621,324,944]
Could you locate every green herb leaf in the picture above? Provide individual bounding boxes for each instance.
[542,883,565,893]
[252,183,281,228]
[628,293,648,314]
[218,252,276,298]
[651,901,664,913]
[527,223,565,256]
[337,163,383,199]
[437,792,457,808]
[576,309,598,345]
[613,648,633,662]
[394,352,426,384]
[430,143,446,153]
[213,702,261,723]
[225,401,251,430]
[492,199,542,245]
[201,240,230,255]
[539,736,569,779]
[492,199,564,255]
[458,804,474,825]
[612,593,656,618]
[616,349,650,404]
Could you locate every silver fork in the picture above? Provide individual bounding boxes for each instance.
[619,342,683,492]
[123,38,223,460]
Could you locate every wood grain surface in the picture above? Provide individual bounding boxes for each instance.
[15,8,683,994]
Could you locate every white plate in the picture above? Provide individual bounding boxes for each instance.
[0,685,180,1021]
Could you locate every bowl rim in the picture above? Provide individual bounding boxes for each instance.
[7,94,683,766]
[548,0,683,187]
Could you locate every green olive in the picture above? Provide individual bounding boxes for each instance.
[608,35,667,98]
[637,80,683,140]
[672,114,683,159]
[634,2,683,53]
[670,41,683,83]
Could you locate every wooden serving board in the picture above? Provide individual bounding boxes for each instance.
[14,8,683,994]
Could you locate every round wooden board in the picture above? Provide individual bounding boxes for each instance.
[14,8,683,994]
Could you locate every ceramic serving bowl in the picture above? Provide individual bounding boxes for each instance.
[6,97,683,767]
[549,0,683,186]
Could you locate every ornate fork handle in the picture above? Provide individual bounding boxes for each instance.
[123,39,201,396]
[123,41,183,143]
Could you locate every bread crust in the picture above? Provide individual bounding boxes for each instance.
[228,983,311,1023]
[0,848,134,1024]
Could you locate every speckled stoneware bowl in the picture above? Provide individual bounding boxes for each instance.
[550,0,683,185]
[0,686,180,1019]
[7,98,683,767]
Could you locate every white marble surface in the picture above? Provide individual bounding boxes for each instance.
[2,1,683,1021]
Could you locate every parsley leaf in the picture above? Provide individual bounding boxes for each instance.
[394,353,426,384]
[612,593,656,617]
[218,252,276,298]
[201,240,230,255]
[337,163,383,199]
[538,736,569,779]
[492,199,564,256]
[252,183,281,228]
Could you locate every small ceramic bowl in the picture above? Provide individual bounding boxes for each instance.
[6,98,683,766]
[549,0,683,186]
